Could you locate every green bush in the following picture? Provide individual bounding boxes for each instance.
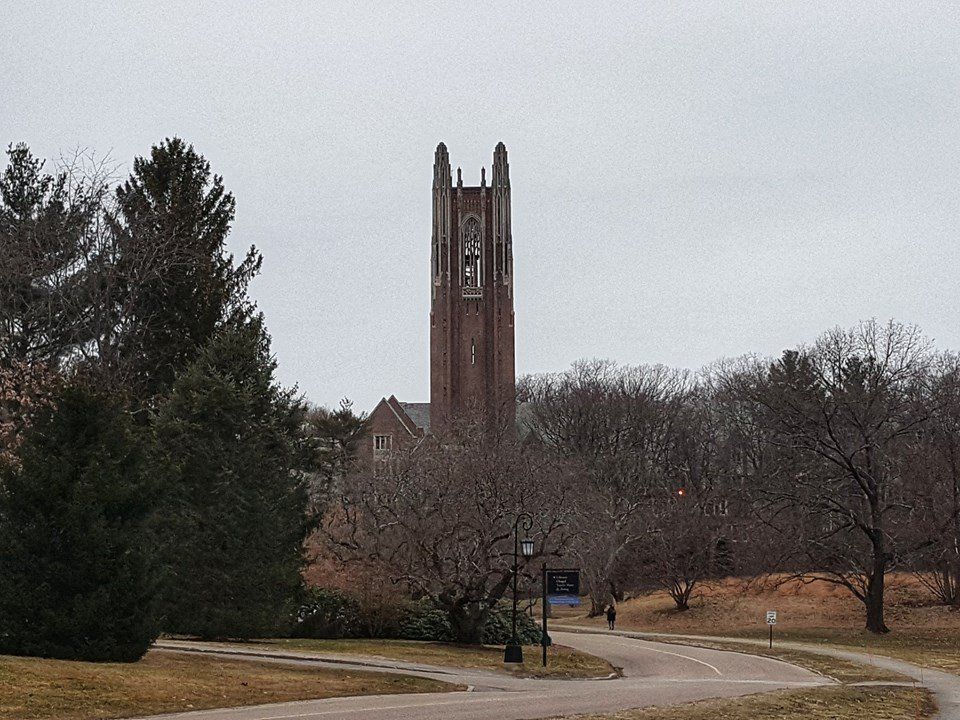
[396,599,453,642]
[292,588,360,639]
[395,600,543,645]
[482,605,543,645]
[289,592,547,645]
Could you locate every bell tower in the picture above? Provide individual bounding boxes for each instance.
[429,142,516,432]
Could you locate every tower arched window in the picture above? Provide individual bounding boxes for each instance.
[461,216,482,288]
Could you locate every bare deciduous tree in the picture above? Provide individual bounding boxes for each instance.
[0,144,113,370]
[321,417,577,643]
[901,353,960,605]
[0,362,59,470]
[725,320,932,633]
[520,360,688,613]
[638,492,722,610]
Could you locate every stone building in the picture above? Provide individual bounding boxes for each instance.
[366,142,517,459]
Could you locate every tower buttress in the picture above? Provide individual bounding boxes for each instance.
[432,143,451,287]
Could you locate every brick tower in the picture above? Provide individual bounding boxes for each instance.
[429,142,516,433]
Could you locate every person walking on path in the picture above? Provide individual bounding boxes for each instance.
[606,604,617,630]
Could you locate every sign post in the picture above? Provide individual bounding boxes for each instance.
[766,610,777,648]
[541,563,548,667]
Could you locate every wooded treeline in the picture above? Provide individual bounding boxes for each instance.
[319,322,960,637]
[524,322,960,634]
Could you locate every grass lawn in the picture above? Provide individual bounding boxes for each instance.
[720,626,960,677]
[0,650,458,720]
[172,637,615,679]
[558,685,936,720]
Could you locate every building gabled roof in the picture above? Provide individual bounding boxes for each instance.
[383,395,419,437]
[399,402,431,431]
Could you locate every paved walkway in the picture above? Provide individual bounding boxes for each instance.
[552,624,960,719]
[140,632,828,720]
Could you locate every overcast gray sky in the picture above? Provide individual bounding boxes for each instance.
[4,2,958,411]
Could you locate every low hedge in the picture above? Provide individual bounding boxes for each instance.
[293,588,545,645]
[396,599,543,645]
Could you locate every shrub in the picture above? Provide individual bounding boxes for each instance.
[396,599,453,642]
[396,599,543,645]
[292,588,360,639]
[481,605,543,645]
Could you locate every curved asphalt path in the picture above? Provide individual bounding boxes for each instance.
[140,632,827,720]
[551,626,960,720]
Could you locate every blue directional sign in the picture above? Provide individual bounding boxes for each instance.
[546,570,580,605]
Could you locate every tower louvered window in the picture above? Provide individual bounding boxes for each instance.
[462,217,482,288]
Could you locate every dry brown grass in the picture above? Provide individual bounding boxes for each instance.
[0,650,457,720]
[559,574,951,636]
[775,629,960,677]
[558,686,936,720]
[557,573,960,676]
[202,637,614,679]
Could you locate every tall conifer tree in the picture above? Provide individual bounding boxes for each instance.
[111,138,260,400]
[0,381,159,661]
[154,316,312,638]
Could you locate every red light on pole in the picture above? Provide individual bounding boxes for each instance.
[677,488,686,497]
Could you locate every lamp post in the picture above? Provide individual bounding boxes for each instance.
[504,512,534,664]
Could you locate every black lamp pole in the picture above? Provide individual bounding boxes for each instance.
[504,511,533,664]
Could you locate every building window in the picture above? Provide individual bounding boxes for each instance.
[374,435,392,451]
[461,216,482,288]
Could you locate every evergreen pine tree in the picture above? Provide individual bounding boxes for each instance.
[154,316,312,638]
[111,137,260,400]
[0,381,159,661]
[303,399,366,504]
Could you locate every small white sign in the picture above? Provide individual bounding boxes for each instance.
[766,611,777,625]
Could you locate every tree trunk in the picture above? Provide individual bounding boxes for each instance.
[951,449,960,607]
[865,558,890,634]
[864,459,890,634]
[447,601,488,644]
[668,580,693,611]
[586,575,606,617]
[588,596,604,617]
[950,561,960,607]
